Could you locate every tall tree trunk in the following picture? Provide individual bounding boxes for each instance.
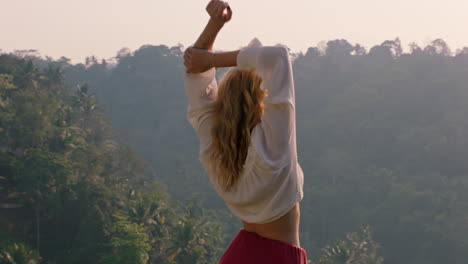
[36,204,40,251]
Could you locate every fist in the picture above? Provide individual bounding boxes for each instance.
[184,47,214,74]
[206,0,232,24]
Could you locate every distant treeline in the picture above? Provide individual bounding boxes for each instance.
[1,38,468,264]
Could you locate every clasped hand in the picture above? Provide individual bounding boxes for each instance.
[206,0,232,25]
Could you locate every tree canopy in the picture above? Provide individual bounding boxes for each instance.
[2,37,468,263]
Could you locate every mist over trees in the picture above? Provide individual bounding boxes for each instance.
[1,37,468,264]
[0,55,224,264]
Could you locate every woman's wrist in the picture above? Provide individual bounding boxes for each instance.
[209,52,216,69]
[208,18,225,30]
[211,50,240,68]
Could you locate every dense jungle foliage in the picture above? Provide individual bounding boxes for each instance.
[1,37,468,263]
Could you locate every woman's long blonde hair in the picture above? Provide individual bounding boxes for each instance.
[207,68,266,191]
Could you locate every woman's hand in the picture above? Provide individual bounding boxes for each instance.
[184,47,215,73]
[206,0,232,25]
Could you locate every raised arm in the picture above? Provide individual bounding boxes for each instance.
[237,44,295,106]
[237,41,297,167]
[185,1,242,73]
[193,0,231,50]
[184,0,234,73]
[184,1,233,133]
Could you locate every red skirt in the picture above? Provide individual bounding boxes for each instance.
[218,229,308,264]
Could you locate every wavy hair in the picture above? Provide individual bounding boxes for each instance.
[206,68,266,191]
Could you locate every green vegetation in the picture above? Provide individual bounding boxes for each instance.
[0,55,223,263]
[2,38,468,263]
[315,226,383,264]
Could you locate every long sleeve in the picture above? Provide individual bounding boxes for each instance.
[237,39,295,107]
[184,67,218,152]
[237,39,298,168]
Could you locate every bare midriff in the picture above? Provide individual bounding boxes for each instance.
[242,202,301,247]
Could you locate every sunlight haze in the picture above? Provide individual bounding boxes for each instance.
[2,0,467,63]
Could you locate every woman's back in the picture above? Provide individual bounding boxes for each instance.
[187,40,304,226]
[183,3,307,261]
[243,202,301,246]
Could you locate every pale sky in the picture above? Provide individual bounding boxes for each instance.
[2,0,467,63]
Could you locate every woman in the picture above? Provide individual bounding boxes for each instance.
[183,1,307,263]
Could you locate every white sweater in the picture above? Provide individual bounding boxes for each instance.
[184,38,304,224]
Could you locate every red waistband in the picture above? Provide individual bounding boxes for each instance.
[219,228,308,264]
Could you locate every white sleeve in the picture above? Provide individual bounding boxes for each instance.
[237,43,295,107]
[237,42,298,168]
[184,68,218,150]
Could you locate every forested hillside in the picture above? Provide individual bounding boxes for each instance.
[0,55,225,263]
[2,37,468,264]
[0,50,382,264]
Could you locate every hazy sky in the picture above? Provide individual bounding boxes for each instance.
[2,0,467,63]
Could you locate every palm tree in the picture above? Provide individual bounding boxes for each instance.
[0,243,41,264]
